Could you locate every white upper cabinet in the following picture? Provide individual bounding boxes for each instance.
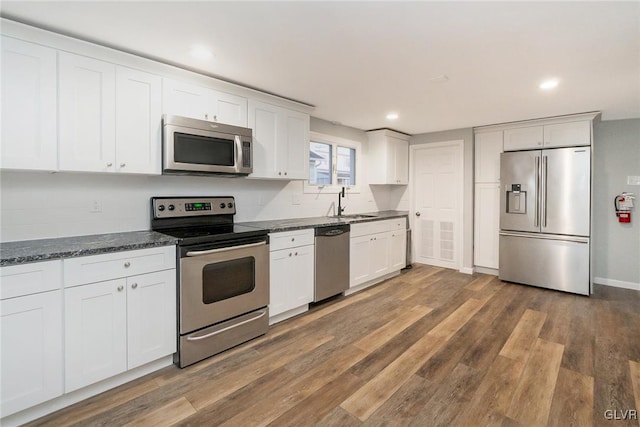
[59,53,162,174]
[162,78,248,127]
[59,52,117,172]
[503,126,543,151]
[474,130,503,183]
[543,120,591,148]
[115,66,162,174]
[248,99,310,180]
[1,37,58,171]
[503,120,591,151]
[367,130,410,185]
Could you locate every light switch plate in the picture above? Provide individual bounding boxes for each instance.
[628,176,640,186]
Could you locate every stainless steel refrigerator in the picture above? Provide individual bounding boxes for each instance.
[499,147,591,295]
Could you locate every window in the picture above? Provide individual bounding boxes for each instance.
[307,132,360,193]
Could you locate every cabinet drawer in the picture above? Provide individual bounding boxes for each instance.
[1,260,62,300]
[64,246,176,288]
[269,229,314,251]
[350,218,406,237]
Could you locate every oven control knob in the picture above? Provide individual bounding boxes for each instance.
[158,205,165,211]
[168,204,175,211]
[220,203,226,209]
[227,203,233,208]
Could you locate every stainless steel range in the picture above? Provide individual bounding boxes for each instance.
[151,196,269,368]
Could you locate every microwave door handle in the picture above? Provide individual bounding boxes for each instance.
[185,241,266,257]
[235,135,242,170]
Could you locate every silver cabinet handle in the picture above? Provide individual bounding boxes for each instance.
[131,283,138,289]
[499,231,589,244]
[415,212,421,217]
[120,162,126,168]
[186,311,267,341]
[124,261,131,268]
[295,252,298,256]
[106,162,113,167]
[117,285,124,292]
[186,241,266,257]
[284,172,287,176]
[289,252,292,257]
[291,238,295,241]
[213,115,218,121]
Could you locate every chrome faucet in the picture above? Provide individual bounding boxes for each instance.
[337,187,346,216]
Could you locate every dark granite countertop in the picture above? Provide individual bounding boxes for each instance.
[0,231,178,267]
[238,210,409,233]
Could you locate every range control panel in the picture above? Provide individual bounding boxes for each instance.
[152,197,236,219]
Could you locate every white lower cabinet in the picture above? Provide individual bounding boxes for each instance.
[349,218,407,289]
[269,229,314,322]
[1,290,63,417]
[64,248,176,392]
[474,183,501,269]
[0,261,64,417]
[65,269,176,392]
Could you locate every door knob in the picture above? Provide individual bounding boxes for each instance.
[415,212,421,216]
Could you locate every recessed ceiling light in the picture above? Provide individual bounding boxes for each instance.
[386,113,399,120]
[539,79,559,90]
[190,45,213,60]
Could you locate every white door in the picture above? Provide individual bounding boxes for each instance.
[411,142,463,270]
[209,90,248,127]
[1,37,58,171]
[58,52,116,172]
[394,138,409,184]
[290,245,315,308]
[127,270,176,369]
[370,233,391,277]
[1,291,63,416]
[162,78,208,120]
[282,109,309,179]
[389,230,407,271]
[249,99,279,178]
[115,66,162,174]
[349,235,372,287]
[474,183,501,269]
[269,248,294,316]
[65,279,127,392]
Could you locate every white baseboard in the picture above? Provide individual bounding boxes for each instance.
[269,305,309,325]
[460,267,475,275]
[1,355,174,427]
[593,276,640,291]
[474,266,499,276]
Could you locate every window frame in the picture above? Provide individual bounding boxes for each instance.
[304,131,362,194]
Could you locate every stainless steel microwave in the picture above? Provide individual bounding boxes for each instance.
[162,114,253,176]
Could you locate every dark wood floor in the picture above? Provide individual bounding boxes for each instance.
[29,265,640,426]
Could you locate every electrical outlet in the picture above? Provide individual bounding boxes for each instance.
[90,199,102,213]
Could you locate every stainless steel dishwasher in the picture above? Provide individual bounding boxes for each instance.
[314,224,350,302]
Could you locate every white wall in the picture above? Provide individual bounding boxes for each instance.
[0,118,394,242]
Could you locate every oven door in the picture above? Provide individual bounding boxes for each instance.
[179,240,269,334]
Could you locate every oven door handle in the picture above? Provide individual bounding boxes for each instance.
[186,310,267,341]
[185,241,266,257]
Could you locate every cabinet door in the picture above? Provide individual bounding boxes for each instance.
[127,270,177,369]
[389,230,407,271]
[59,52,116,172]
[115,66,162,174]
[209,90,248,127]
[475,131,503,182]
[370,232,391,277]
[1,291,63,416]
[162,78,208,120]
[65,279,127,392]
[270,246,313,316]
[543,120,591,148]
[281,109,309,180]
[503,126,543,151]
[249,99,279,179]
[1,37,57,171]
[350,235,372,287]
[474,183,500,269]
[394,137,409,184]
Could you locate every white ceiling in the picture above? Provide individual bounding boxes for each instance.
[2,1,639,135]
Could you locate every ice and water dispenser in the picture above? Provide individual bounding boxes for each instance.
[506,184,526,214]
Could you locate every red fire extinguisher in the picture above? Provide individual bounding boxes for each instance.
[614,192,635,223]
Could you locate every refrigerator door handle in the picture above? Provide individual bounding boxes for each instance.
[534,156,540,227]
[499,231,589,244]
[542,155,548,228]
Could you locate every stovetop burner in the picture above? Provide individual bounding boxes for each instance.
[150,196,268,246]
